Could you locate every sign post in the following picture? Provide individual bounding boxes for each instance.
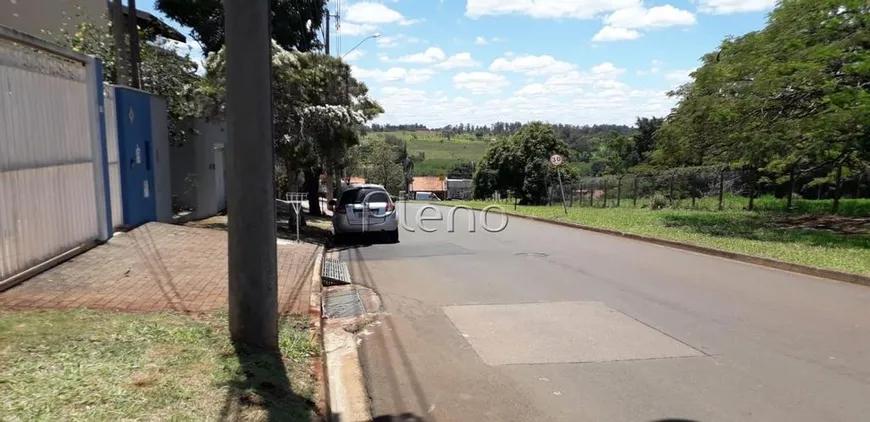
[286,192,308,243]
[549,154,568,215]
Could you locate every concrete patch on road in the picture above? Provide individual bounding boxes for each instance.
[443,301,704,366]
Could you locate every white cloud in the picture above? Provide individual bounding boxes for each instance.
[377,36,400,48]
[592,26,642,42]
[397,47,446,64]
[591,62,626,76]
[515,83,557,96]
[489,54,576,75]
[453,72,510,94]
[436,52,480,69]
[604,5,696,29]
[370,58,677,126]
[466,0,641,20]
[345,2,419,25]
[636,60,662,76]
[475,36,489,45]
[340,22,379,36]
[664,68,695,84]
[375,34,423,49]
[698,0,777,14]
[352,66,436,84]
[343,49,367,62]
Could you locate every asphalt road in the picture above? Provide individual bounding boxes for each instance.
[337,202,870,422]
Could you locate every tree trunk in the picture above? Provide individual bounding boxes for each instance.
[833,164,843,214]
[285,161,294,200]
[748,169,756,211]
[304,168,321,216]
[787,170,795,210]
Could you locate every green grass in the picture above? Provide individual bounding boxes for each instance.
[451,201,870,276]
[363,131,489,176]
[574,192,870,217]
[0,310,319,421]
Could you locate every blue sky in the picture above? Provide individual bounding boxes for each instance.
[139,0,775,127]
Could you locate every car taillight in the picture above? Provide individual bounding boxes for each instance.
[336,205,347,214]
[386,202,395,211]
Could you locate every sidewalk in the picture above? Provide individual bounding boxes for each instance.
[0,222,320,314]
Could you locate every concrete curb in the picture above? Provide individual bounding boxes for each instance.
[321,251,373,422]
[462,205,870,288]
[309,247,329,420]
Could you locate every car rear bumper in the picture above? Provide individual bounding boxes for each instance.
[333,216,398,234]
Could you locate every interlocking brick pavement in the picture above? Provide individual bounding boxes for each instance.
[0,222,320,314]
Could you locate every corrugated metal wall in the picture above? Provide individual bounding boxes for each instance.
[104,84,124,227]
[0,35,100,280]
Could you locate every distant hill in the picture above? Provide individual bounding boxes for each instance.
[362,122,637,177]
[361,130,489,177]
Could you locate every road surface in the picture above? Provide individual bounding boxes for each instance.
[337,202,870,422]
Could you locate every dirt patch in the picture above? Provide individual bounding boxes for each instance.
[776,215,870,235]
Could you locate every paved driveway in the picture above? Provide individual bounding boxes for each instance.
[0,222,319,314]
[340,203,870,422]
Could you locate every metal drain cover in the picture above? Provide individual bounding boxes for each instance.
[322,258,351,285]
[324,289,365,319]
[515,252,549,258]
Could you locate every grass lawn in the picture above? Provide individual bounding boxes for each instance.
[0,310,319,421]
[450,201,870,276]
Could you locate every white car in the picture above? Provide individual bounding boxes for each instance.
[329,184,399,243]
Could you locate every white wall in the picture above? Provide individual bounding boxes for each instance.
[103,84,124,228]
[150,96,172,222]
[170,118,226,220]
[0,32,103,280]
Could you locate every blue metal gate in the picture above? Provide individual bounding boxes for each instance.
[115,87,156,227]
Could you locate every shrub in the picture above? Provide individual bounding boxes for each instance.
[649,194,669,210]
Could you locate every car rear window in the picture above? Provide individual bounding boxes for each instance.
[339,188,390,205]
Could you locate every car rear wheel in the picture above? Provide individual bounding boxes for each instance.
[386,230,399,244]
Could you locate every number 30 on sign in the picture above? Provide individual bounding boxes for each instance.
[549,154,564,166]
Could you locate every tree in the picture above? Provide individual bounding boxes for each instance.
[448,162,475,179]
[63,21,200,145]
[199,42,382,214]
[655,0,870,211]
[156,0,326,53]
[472,122,572,204]
[368,139,405,193]
[632,117,663,164]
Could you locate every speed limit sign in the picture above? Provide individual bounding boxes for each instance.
[549,153,564,167]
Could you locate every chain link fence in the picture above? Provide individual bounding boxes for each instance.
[540,165,870,215]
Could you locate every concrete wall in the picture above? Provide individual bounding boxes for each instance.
[150,97,172,222]
[0,0,108,41]
[170,131,199,212]
[170,118,226,220]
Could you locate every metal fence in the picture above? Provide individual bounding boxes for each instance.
[0,25,111,281]
[547,165,870,213]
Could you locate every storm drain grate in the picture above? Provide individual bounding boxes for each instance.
[322,258,351,286]
[324,289,366,319]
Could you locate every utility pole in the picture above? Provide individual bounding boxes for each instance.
[111,0,129,85]
[127,0,142,88]
[325,13,330,55]
[224,0,278,349]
